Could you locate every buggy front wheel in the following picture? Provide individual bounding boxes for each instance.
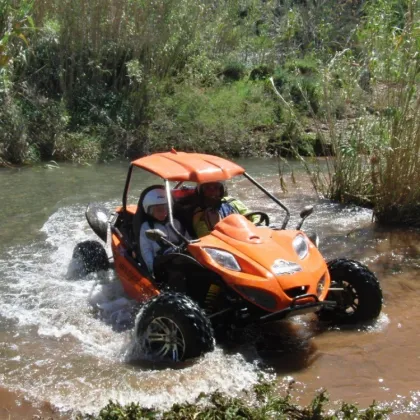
[318,258,383,324]
[71,240,109,275]
[134,292,214,362]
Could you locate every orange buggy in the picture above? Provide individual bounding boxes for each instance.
[72,151,383,361]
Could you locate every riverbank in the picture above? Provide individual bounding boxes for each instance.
[0,382,391,420]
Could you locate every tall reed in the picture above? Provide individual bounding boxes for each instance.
[294,0,420,226]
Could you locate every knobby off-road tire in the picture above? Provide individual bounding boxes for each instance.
[318,258,383,324]
[135,292,215,362]
[71,240,109,275]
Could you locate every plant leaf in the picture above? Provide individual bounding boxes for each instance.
[0,54,10,67]
[18,33,29,46]
[27,16,35,28]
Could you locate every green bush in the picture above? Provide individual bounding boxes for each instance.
[289,77,321,114]
[284,57,319,75]
[271,67,289,90]
[220,61,246,82]
[0,96,28,165]
[249,64,273,81]
[25,94,69,159]
[53,131,102,162]
[272,64,321,115]
[22,19,62,98]
[148,80,276,157]
[78,378,391,419]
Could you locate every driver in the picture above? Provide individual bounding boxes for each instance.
[139,187,187,274]
[192,181,255,238]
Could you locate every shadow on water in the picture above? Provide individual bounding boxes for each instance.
[218,321,319,374]
[254,322,320,373]
[220,316,385,376]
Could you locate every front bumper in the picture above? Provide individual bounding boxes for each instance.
[258,294,336,323]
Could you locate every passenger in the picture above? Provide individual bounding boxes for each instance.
[192,181,255,238]
[139,187,187,274]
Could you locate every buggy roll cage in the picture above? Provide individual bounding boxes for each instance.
[121,152,291,244]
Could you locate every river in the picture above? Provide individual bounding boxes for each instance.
[0,158,419,418]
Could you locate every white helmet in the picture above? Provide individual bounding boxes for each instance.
[142,188,168,214]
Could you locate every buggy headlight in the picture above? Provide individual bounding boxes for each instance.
[271,259,302,275]
[293,234,309,259]
[203,248,241,272]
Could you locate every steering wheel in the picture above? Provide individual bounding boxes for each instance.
[245,211,270,226]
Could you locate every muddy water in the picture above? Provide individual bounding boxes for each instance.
[0,159,419,418]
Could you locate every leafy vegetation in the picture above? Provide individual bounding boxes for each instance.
[1,0,419,225]
[78,378,391,420]
[294,0,420,226]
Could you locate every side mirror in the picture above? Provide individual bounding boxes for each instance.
[145,229,167,242]
[299,205,314,219]
[296,205,314,230]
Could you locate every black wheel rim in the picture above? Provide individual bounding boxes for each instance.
[332,280,359,316]
[142,317,186,361]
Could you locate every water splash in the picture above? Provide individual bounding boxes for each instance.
[0,205,267,415]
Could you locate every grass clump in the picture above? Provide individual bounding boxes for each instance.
[78,379,391,419]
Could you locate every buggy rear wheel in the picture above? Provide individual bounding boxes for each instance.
[318,258,383,324]
[135,292,214,362]
[71,240,109,275]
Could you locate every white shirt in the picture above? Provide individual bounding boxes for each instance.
[139,219,185,273]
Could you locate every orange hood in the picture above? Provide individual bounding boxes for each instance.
[199,214,326,291]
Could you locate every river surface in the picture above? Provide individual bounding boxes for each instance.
[0,158,419,419]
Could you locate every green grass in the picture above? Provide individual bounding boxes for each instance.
[148,80,277,156]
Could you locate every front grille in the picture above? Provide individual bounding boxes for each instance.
[285,285,309,298]
[235,285,278,311]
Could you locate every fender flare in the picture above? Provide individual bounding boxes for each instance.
[85,203,109,243]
